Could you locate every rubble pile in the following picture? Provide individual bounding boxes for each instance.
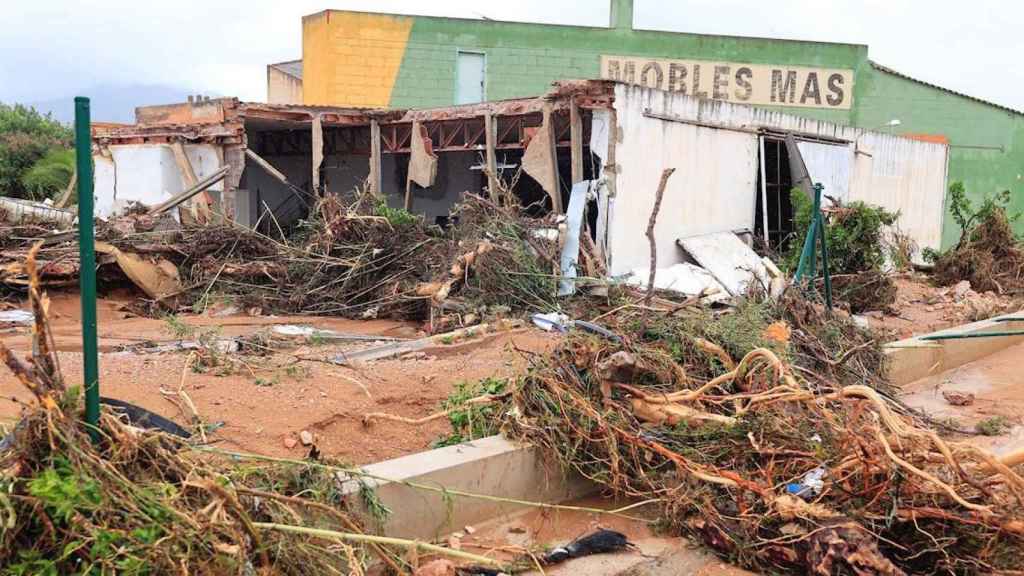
[934,207,1024,294]
[1,193,560,325]
[501,293,1023,575]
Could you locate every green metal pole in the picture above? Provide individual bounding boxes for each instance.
[920,330,1024,341]
[815,185,833,310]
[793,213,818,282]
[75,97,100,440]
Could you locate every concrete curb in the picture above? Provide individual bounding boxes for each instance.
[341,435,594,540]
[885,311,1024,386]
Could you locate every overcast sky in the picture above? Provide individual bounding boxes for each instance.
[2,0,1021,110]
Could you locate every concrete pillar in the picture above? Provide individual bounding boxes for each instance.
[610,0,634,31]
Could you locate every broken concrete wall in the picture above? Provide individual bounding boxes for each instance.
[241,154,310,227]
[93,144,224,219]
[606,83,950,274]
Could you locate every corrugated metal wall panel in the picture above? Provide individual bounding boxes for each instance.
[797,142,854,203]
[608,87,759,276]
[608,84,949,272]
[849,135,948,254]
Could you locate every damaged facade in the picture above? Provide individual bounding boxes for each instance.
[92,79,949,278]
[269,0,1024,249]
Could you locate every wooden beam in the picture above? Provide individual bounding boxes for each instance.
[312,114,324,195]
[484,112,499,201]
[170,141,213,224]
[570,99,583,185]
[370,119,383,197]
[544,104,562,213]
[245,148,290,185]
[149,166,229,216]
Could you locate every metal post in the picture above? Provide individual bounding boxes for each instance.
[75,97,100,440]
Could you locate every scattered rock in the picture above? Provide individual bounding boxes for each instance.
[464,525,477,535]
[283,436,297,449]
[953,280,972,302]
[299,430,314,446]
[862,310,885,319]
[447,534,462,550]
[414,559,455,576]
[943,390,976,407]
[851,315,870,330]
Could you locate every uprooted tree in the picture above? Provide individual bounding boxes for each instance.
[501,292,1024,575]
[931,182,1024,294]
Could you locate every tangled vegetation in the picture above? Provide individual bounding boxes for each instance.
[785,191,902,313]
[932,182,1024,293]
[497,297,1024,575]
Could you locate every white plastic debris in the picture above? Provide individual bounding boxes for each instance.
[0,310,34,325]
[531,312,571,332]
[786,466,827,499]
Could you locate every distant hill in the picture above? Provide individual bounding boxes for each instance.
[28,84,215,124]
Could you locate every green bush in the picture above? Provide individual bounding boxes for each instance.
[21,148,74,201]
[0,103,72,200]
[784,191,898,274]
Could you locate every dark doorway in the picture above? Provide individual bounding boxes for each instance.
[755,138,795,252]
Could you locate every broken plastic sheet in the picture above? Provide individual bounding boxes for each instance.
[624,262,729,302]
[677,232,770,297]
[558,180,595,296]
[408,119,438,188]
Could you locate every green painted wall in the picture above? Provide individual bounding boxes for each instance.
[378,12,1023,249]
[854,68,1024,248]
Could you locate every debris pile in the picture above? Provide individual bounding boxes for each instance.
[0,247,389,574]
[934,206,1024,294]
[502,295,1024,575]
[787,195,902,314]
[2,192,559,326]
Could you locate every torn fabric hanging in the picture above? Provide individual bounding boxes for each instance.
[522,106,562,213]
[408,120,438,188]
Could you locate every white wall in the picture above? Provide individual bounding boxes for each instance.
[92,144,224,219]
[608,85,759,276]
[607,84,949,274]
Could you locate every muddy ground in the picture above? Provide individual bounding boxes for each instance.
[862,274,1020,339]
[1,273,1018,467]
[901,341,1024,455]
[0,292,555,465]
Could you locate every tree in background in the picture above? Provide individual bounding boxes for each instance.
[0,103,73,201]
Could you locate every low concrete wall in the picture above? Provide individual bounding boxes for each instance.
[886,311,1024,386]
[345,312,1024,542]
[341,435,594,540]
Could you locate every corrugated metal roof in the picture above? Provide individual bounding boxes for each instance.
[870,60,1022,116]
[270,60,303,80]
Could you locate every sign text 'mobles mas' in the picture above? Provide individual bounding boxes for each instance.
[601,56,854,110]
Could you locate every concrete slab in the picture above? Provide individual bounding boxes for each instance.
[340,435,594,540]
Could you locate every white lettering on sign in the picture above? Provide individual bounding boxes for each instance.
[601,55,854,110]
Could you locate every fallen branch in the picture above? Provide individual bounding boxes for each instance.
[645,168,676,306]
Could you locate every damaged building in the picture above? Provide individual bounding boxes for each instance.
[92,79,949,279]
[266,0,1024,251]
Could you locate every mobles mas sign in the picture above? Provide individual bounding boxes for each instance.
[601,55,854,110]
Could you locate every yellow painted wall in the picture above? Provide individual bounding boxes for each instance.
[302,11,413,107]
[267,67,303,105]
